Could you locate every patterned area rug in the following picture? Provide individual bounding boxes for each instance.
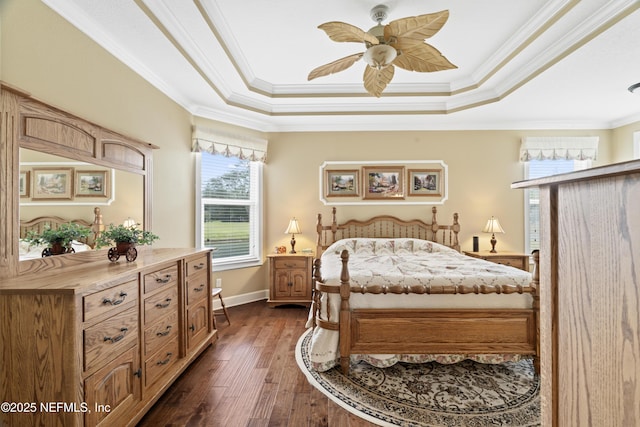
[295,329,540,427]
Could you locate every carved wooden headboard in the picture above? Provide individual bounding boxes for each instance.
[315,207,460,256]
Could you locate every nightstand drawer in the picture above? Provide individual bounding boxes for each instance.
[491,257,525,268]
[273,258,308,269]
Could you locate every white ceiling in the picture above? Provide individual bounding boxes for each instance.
[43,0,640,132]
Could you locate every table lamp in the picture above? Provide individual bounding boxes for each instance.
[285,218,301,253]
[482,216,505,253]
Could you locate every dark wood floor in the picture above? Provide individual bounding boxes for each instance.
[137,300,377,427]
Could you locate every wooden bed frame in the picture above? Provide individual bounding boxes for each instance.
[19,207,105,249]
[312,207,540,375]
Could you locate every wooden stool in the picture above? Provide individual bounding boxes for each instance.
[211,287,230,328]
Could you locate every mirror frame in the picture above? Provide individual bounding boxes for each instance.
[0,83,157,279]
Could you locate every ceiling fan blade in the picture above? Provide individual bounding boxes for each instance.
[392,42,457,72]
[363,65,395,97]
[308,53,364,81]
[384,10,450,42]
[318,22,379,45]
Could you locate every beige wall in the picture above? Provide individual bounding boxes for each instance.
[611,122,640,162]
[1,0,636,301]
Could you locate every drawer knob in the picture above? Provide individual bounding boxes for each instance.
[155,298,172,309]
[103,327,129,343]
[193,284,205,292]
[156,352,173,366]
[102,292,127,306]
[189,324,195,332]
[156,274,172,284]
[194,263,205,270]
[133,368,142,378]
[156,325,172,337]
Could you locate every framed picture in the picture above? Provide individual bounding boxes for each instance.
[408,169,443,197]
[325,169,359,197]
[19,171,30,198]
[76,170,109,197]
[363,166,405,199]
[32,168,73,200]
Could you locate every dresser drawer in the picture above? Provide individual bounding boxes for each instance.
[186,270,208,306]
[144,310,179,357]
[273,257,308,269]
[84,306,138,372]
[186,254,209,277]
[144,339,179,388]
[144,286,178,326]
[83,279,138,322]
[143,264,179,294]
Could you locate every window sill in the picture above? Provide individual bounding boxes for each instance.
[212,258,264,271]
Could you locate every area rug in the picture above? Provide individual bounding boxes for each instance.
[295,329,540,427]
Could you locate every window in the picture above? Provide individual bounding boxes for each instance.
[523,159,590,252]
[196,152,263,270]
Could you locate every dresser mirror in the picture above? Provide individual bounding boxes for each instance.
[18,148,144,261]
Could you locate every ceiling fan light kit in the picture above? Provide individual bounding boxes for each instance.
[308,4,457,97]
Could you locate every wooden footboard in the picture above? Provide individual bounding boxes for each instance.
[312,251,540,376]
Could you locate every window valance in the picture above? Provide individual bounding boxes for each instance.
[520,136,598,161]
[192,126,268,163]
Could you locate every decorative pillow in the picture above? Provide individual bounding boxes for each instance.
[374,239,395,255]
[394,239,414,255]
[354,239,376,255]
[329,239,356,255]
[413,240,436,254]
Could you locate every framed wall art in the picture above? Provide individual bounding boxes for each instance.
[76,170,109,197]
[325,169,359,197]
[19,171,30,198]
[362,166,405,199]
[319,160,448,205]
[408,169,443,197]
[31,168,73,200]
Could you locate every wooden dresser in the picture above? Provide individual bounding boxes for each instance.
[0,248,216,427]
[512,159,640,426]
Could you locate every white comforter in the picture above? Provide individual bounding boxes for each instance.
[307,238,533,371]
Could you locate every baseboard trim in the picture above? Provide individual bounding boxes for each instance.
[212,289,268,310]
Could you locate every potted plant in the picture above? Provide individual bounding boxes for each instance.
[24,223,91,257]
[96,223,159,262]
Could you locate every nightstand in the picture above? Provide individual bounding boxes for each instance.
[463,251,530,272]
[267,253,314,307]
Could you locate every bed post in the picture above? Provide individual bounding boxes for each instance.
[316,213,323,257]
[430,207,439,241]
[452,213,460,252]
[338,249,352,375]
[312,258,322,327]
[531,250,540,375]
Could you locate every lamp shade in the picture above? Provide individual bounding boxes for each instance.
[285,218,301,235]
[482,217,505,234]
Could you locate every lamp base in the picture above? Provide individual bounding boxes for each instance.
[289,235,297,254]
[489,234,497,253]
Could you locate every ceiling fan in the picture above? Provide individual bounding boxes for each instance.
[308,4,457,97]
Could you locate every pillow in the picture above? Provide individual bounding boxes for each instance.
[325,239,356,255]
[394,239,414,255]
[354,239,376,255]
[374,239,395,255]
[413,239,458,254]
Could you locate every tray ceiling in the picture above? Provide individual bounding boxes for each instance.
[43,0,640,132]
